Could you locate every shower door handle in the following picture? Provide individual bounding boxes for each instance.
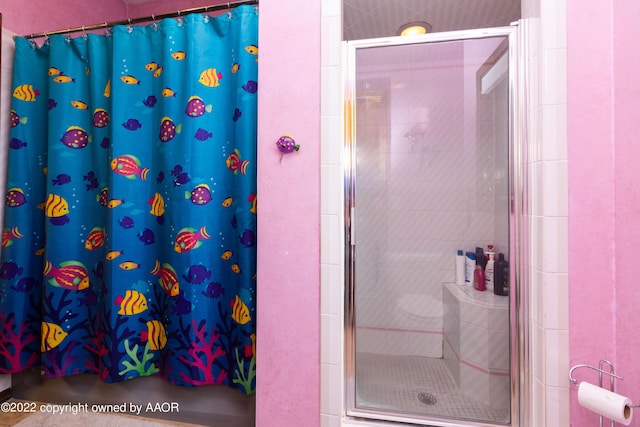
[350,206,356,245]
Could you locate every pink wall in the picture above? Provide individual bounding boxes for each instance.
[0,0,126,37]
[568,0,640,425]
[3,1,321,426]
[254,0,321,424]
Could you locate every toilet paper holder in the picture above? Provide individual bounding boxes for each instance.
[569,360,640,427]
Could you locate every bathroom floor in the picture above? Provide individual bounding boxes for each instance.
[356,353,509,423]
[0,399,206,426]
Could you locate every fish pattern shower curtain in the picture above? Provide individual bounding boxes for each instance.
[0,6,257,393]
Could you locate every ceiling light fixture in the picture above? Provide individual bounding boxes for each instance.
[398,21,432,36]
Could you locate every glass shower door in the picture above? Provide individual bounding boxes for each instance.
[346,28,518,427]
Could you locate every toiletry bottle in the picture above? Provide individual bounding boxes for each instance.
[502,265,510,296]
[494,253,507,296]
[485,250,495,292]
[474,265,486,291]
[456,249,465,285]
[465,252,476,286]
[475,247,486,271]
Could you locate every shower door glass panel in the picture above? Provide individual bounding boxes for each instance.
[351,34,512,425]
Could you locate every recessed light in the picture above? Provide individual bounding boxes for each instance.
[398,21,432,36]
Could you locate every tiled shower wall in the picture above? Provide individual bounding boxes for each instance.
[320,0,568,426]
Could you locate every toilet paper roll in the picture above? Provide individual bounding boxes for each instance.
[577,381,633,426]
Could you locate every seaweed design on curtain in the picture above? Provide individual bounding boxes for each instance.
[0,6,257,393]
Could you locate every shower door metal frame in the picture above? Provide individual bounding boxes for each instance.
[344,23,528,427]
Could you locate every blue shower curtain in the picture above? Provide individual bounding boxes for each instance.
[0,6,257,393]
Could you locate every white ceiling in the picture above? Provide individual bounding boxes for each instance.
[343,0,521,40]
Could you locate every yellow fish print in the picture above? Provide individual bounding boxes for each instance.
[145,62,159,71]
[48,67,62,76]
[231,63,240,73]
[70,100,88,110]
[41,322,68,351]
[53,74,75,83]
[104,79,111,97]
[198,68,222,87]
[106,250,123,260]
[120,75,141,85]
[221,250,233,260]
[119,261,141,270]
[171,51,186,60]
[43,194,69,218]
[107,199,125,209]
[115,290,148,315]
[162,88,177,98]
[221,197,233,207]
[35,247,45,256]
[13,84,40,102]
[148,192,165,217]
[245,45,258,55]
[231,264,241,273]
[153,66,163,78]
[141,320,167,350]
[231,295,251,325]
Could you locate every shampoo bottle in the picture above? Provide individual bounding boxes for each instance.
[465,252,476,286]
[456,249,465,286]
[485,245,495,291]
[474,265,486,291]
[494,253,507,296]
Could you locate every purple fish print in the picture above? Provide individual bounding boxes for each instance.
[118,216,134,229]
[137,228,155,245]
[185,96,212,118]
[85,178,98,191]
[9,138,27,149]
[143,95,157,108]
[183,264,212,284]
[61,126,91,149]
[49,216,70,226]
[12,276,36,292]
[194,128,212,141]
[83,171,96,181]
[100,137,110,149]
[242,80,257,93]
[232,108,242,122]
[79,288,99,306]
[157,171,165,184]
[187,184,213,205]
[171,165,183,176]
[172,292,192,315]
[93,109,109,128]
[202,281,224,298]
[6,188,27,207]
[122,118,142,130]
[239,229,256,248]
[173,172,190,187]
[48,99,58,110]
[52,174,71,185]
[0,261,23,279]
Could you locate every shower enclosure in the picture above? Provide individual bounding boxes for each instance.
[345,26,522,426]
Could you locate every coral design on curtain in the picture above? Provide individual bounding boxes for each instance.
[0,6,257,393]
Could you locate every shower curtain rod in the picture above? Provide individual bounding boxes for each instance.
[19,0,258,40]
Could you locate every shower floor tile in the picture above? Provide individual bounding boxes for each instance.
[355,353,509,424]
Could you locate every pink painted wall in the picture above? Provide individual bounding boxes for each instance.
[568,0,640,425]
[3,1,321,426]
[0,0,126,37]
[253,0,321,424]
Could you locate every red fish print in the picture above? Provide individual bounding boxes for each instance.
[111,155,149,180]
[43,260,89,290]
[174,226,210,253]
[150,260,180,297]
